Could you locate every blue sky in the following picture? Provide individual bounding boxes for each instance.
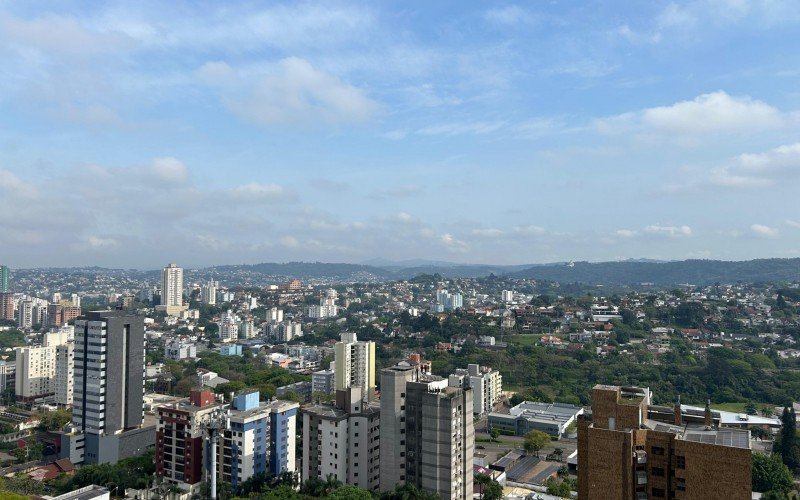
[1,0,799,268]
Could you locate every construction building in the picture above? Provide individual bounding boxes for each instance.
[577,384,752,500]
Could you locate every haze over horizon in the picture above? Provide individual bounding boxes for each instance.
[1,1,800,268]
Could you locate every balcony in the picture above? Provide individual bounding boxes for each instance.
[636,471,647,485]
[635,450,647,465]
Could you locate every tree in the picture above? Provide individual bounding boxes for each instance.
[475,473,503,500]
[752,452,793,493]
[326,485,374,500]
[380,482,440,500]
[778,407,799,471]
[745,401,758,415]
[545,477,572,498]
[553,447,564,462]
[37,409,72,431]
[523,430,551,457]
[489,428,499,441]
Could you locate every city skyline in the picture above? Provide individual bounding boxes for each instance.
[1,1,800,268]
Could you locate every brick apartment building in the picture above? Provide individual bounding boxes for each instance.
[578,384,752,500]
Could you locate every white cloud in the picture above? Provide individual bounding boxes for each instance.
[221,57,379,126]
[656,0,800,31]
[440,233,468,252]
[643,225,693,237]
[229,182,295,202]
[195,61,237,86]
[484,6,536,26]
[150,157,189,183]
[471,228,504,237]
[380,129,408,140]
[709,142,800,188]
[0,169,36,198]
[86,236,119,248]
[416,121,506,137]
[616,229,636,238]
[514,225,546,235]
[598,91,784,137]
[751,224,779,238]
[0,11,132,57]
[280,236,300,248]
[787,220,800,229]
[642,91,781,134]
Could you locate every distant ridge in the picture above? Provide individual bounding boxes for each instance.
[203,257,800,285]
[11,258,800,286]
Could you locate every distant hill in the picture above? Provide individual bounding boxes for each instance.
[507,258,800,285]
[206,262,395,281]
[204,258,800,285]
[13,258,799,287]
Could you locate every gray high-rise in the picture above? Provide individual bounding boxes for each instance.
[64,311,150,464]
[379,362,474,500]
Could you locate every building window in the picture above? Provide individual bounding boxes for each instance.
[651,446,665,456]
[652,488,665,498]
[676,456,686,469]
[651,467,665,477]
[676,478,686,491]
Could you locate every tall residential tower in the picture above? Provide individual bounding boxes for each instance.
[158,263,186,315]
[334,332,376,401]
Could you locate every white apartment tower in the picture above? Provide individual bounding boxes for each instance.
[55,343,75,407]
[201,280,218,305]
[268,307,284,322]
[450,364,502,415]
[334,332,376,401]
[15,345,57,404]
[218,310,239,342]
[158,263,186,315]
[17,300,33,329]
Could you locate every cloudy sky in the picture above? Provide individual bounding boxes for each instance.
[1,1,799,268]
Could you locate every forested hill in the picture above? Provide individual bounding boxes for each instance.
[506,258,800,285]
[207,258,800,285]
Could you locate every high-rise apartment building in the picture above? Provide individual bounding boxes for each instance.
[17,299,33,329]
[307,288,339,319]
[0,292,14,321]
[15,329,72,406]
[156,389,220,493]
[0,265,9,293]
[379,361,474,500]
[302,387,381,492]
[218,310,239,342]
[450,364,502,415]
[577,385,752,500]
[268,307,284,323]
[312,363,335,395]
[66,311,148,464]
[55,343,75,407]
[158,263,186,315]
[156,389,298,494]
[201,280,218,305]
[215,391,299,488]
[47,304,82,327]
[15,345,57,404]
[334,332,375,401]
